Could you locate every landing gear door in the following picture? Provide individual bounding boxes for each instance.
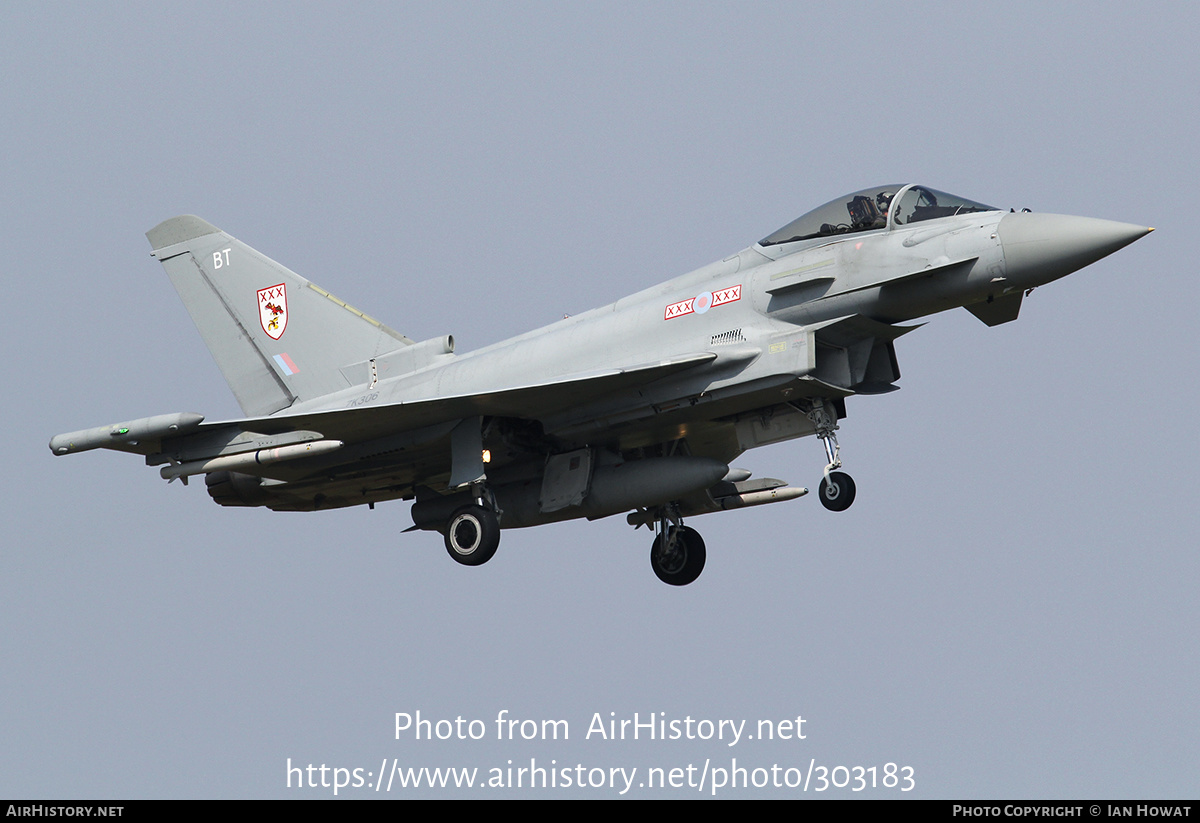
[540,449,593,513]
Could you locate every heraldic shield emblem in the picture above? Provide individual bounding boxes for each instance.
[257,283,288,340]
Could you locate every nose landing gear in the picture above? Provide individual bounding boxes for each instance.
[818,471,856,512]
[804,398,857,512]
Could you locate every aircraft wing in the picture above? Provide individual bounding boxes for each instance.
[50,351,717,461]
[214,351,718,441]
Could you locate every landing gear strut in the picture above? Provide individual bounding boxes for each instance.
[648,504,706,586]
[805,398,857,512]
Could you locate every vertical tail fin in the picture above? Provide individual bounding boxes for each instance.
[147,216,413,416]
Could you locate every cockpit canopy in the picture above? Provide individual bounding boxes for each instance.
[759,184,998,247]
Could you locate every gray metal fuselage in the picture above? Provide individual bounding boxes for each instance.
[287,209,1020,454]
[293,213,1003,430]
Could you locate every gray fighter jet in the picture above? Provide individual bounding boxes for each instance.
[50,185,1151,585]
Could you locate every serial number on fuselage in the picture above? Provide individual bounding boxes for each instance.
[346,393,379,407]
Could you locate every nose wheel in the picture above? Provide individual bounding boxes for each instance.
[818,471,856,512]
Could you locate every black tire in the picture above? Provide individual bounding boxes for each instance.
[443,505,500,566]
[650,525,706,586]
[818,471,856,512]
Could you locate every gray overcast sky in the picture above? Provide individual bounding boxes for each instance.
[3,2,1195,798]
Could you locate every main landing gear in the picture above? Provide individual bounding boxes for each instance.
[648,504,706,586]
[443,485,501,566]
[444,505,500,565]
[805,398,857,512]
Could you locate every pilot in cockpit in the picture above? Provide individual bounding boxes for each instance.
[846,190,895,231]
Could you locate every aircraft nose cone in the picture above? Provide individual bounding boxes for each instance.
[999,212,1152,286]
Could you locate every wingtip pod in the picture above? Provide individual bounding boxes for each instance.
[49,412,206,456]
[146,215,221,252]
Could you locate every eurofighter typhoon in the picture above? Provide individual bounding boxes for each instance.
[50,185,1151,585]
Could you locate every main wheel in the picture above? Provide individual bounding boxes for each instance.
[818,471,856,512]
[650,525,706,586]
[444,505,500,566]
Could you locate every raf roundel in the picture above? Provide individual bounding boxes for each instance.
[664,284,741,320]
